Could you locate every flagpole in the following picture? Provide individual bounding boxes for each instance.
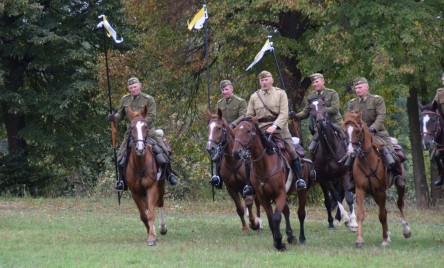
[203,4,216,201]
[101,25,121,204]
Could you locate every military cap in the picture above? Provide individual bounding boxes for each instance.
[220,80,232,89]
[127,77,140,86]
[258,70,273,79]
[353,77,368,86]
[310,73,324,82]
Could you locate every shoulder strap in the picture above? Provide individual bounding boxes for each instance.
[256,91,279,116]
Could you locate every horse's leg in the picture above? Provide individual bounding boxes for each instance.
[146,182,159,246]
[131,193,150,237]
[320,181,335,229]
[262,197,285,251]
[157,179,167,235]
[395,176,411,238]
[254,195,263,230]
[297,188,307,244]
[355,188,365,248]
[273,192,287,251]
[345,190,357,232]
[373,190,390,247]
[226,187,249,233]
[282,202,295,244]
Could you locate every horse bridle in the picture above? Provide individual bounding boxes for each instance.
[207,119,231,158]
[234,121,258,161]
[129,118,149,147]
[421,111,442,141]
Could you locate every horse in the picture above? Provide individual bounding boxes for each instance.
[419,103,444,186]
[205,109,262,232]
[126,106,167,246]
[232,117,308,251]
[343,112,411,248]
[307,98,357,230]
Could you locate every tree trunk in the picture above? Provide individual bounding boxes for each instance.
[407,87,430,207]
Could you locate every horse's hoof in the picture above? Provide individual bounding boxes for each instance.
[356,241,365,248]
[403,231,412,238]
[148,240,157,246]
[160,224,167,235]
[275,244,286,251]
[299,238,306,245]
[287,235,295,244]
[382,240,390,247]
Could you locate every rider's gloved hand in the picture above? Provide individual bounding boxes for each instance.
[369,127,376,134]
[107,114,115,122]
[289,111,298,119]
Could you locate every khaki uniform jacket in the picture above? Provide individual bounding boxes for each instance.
[346,93,389,139]
[246,87,291,139]
[114,92,156,131]
[296,87,343,125]
[217,94,247,127]
[432,88,444,115]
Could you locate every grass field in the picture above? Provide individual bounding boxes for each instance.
[0,195,443,268]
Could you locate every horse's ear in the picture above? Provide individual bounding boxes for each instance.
[142,105,148,118]
[217,108,223,120]
[127,106,135,119]
[432,100,439,112]
[356,111,362,121]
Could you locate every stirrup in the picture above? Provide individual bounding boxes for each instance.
[242,185,253,197]
[296,179,307,191]
[209,175,222,189]
[114,180,126,191]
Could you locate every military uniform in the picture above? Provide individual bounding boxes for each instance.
[297,88,343,125]
[432,88,444,116]
[114,91,167,163]
[247,86,297,160]
[217,94,247,127]
[346,93,394,152]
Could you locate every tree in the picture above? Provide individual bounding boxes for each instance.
[0,0,123,195]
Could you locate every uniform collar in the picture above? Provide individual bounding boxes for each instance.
[359,95,368,103]
[261,87,274,95]
[131,94,140,101]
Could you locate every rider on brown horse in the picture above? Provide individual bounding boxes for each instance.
[244,70,306,196]
[293,73,347,157]
[107,77,179,190]
[430,72,444,186]
[209,80,247,189]
[345,77,406,190]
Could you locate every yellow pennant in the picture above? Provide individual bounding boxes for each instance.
[97,15,123,43]
[187,5,208,30]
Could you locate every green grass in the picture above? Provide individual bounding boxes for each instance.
[0,196,443,268]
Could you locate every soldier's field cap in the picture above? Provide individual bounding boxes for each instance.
[127,77,140,86]
[353,77,368,86]
[258,71,272,79]
[220,80,232,88]
[310,73,324,82]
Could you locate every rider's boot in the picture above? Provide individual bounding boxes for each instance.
[292,158,307,191]
[209,163,223,189]
[165,164,178,186]
[393,161,406,188]
[382,147,396,168]
[114,163,127,191]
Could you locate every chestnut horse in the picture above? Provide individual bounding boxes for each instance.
[419,103,444,186]
[126,106,167,246]
[205,109,262,232]
[307,98,357,230]
[232,117,308,251]
[343,112,411,248]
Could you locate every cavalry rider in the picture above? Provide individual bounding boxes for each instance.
[209,79,247,189]
[108,77,178,191]
[430,72,444,186]
[244,70,307,197]
[293,73,347,157]
[346,77,404,190]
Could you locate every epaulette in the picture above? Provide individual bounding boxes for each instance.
[233,94,244,101]
[217,98,223,104]
[121,93,131,100]
[140,93,151,98]
[437,88,444,92]
[373,94,382,99]
[349,98,358,103]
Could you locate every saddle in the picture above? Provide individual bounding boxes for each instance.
[271,136,306,159]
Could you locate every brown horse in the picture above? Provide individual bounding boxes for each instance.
[343,112,411,248]
[205,109,262,232]
[419,103,444,186]
[126,106,167,246]
[307,98,357,230]
[232,117,308,251]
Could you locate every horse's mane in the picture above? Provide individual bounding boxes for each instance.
[343,112,360,126]
[239,117,275,155]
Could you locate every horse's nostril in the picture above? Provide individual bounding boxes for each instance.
[233,151,240,159]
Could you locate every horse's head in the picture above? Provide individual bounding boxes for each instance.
[205,109,230,161]
[309,98,329,130]
[419,103,442,151]
[128,106,149,156]
[232,117,258,161]
[343,112,369,155]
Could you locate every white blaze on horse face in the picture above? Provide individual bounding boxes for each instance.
[346,125,354,154]
[422,115,430,135]
[207,121,217,147]
[136,121,145,151]
[313,100,320,111]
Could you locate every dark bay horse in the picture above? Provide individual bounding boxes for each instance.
[205,109,263,232]
[232,117,308,251]
[343,112,411,248]
[126,106,167,246]
[419,103,444,186]
[308,98,357,230]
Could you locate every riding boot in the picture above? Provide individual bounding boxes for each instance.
[209,162,223,189]
[308,133,319,157]
[393,161,405,188]
[165,164,178,186]
[114,164,127,191]
[292,158,307,191]
[242,162,253,197]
